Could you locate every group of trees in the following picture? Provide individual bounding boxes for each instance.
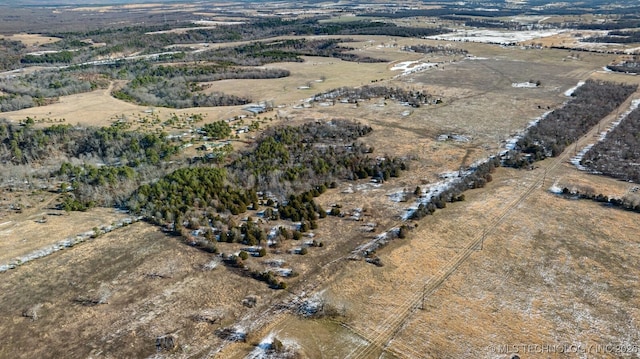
[585,30,640,44]
[0,120,181,207]
[581,105,640,183]
[195,38,386,66]
[403,44,468,56]
[607,61,640,74]
[409,158,499,220]
[559,187,640,214]
[107,61,287,108]
[0,38,25,72]
[229,119,407,196]
[313,85,433,107]
[21,51,75,64]
[128,167,256,218]
[504,80,637,167]
[0,69,107,112]
[201,121,232,140]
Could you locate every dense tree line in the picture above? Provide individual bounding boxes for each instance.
[585,30,640,44]
[194,38,385,66]
[607,61,640,74]
[360,8,520,19]
[0,121,174,166]
[565,19,640,30]
[581,106,640,183]
[113,80,250,108]
[0,122,177,166]
[403,44,467,56]
[152,18,450,47]
[504,80,637,167]
[313,85,433,107]
[44,18,450,61]
[443,17,543,31]
[110,62,291,83]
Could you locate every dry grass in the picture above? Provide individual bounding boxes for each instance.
[2,29,640,358]
[0,221,284,359]
[0,33,60,46]
[0,204,129,265]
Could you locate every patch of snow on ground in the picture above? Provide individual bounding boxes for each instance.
[390,61,439,76]
[624,47,640,54]
[549,181,563,194]
[564,81,585,96]
[512,82,538,88]
[502,110,552,152]
[246,333,276,359]
[428,29,566,45]
[387,190,408,203]
[465,55,488,60]
[570,144,594,171]
[272,268,293,277]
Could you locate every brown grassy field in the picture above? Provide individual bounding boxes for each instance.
[1,25,640,359]
[0,33,60,46]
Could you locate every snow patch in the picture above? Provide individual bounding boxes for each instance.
[390,61,439,76]
[512,82,538,88]
[428,29,566,45]
[549,181,564,194]
[564,81,585,97]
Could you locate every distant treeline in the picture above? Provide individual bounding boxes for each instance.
[194,38,386,66]
[43,18,450,59]
[584,30,640,44]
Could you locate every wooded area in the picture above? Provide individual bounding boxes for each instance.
[0,69,108,112]
[581,106,640,183]
[504,80,637,167]
[0,120,182,208]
